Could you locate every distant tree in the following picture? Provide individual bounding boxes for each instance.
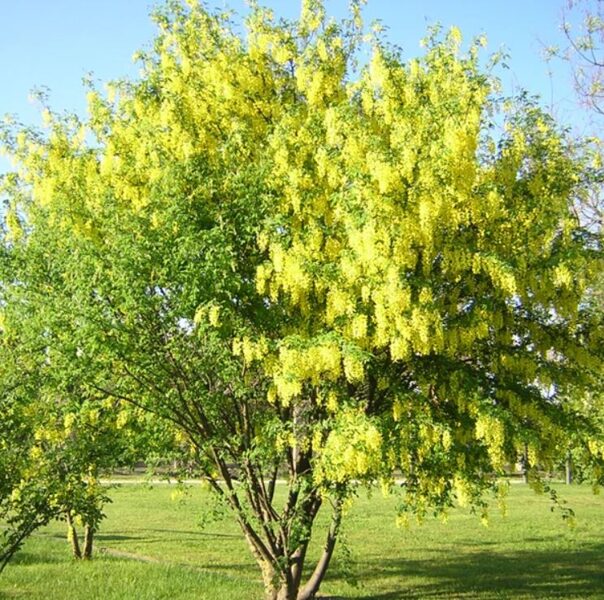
[561,0,604,113]
[1,2,603,598]
[548,0,604,229]
[546,0,604,483]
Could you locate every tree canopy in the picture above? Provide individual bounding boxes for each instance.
[1,1,602,598]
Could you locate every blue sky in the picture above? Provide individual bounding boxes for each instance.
[0,0,588,173]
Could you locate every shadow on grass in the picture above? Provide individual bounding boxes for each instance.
[327,543,604,599]
[147,528,241,539]
[8,551,63,567]
[92,529,242,548]
[95,533,143,542]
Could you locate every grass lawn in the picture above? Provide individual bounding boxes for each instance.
[1,482,603,599]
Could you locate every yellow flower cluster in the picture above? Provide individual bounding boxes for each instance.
[193,302,222,329]
[475,414,507,470]
[232,336,269,365]
[315,410,383,483]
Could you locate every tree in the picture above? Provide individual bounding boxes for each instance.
[0,243,171,568]
[0,359,57,573]
[547,0,604,230]
[545,0,604,483]
[0,235,68,572]
[1,1,602,598]
[559,0,604,115]
[0,196,161,567]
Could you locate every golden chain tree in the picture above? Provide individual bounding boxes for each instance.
[2,1,603,598]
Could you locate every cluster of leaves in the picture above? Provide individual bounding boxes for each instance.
[0,175,175,567]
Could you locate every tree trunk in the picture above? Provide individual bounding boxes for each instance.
[274,585,295,600]
[269,578,302,600]
[522,444,529,484]
[241,533,282,600]
[298,501,342,600]
[65,512,82,559]
[565,451,573,485]
[259,560,285,600]
[83,523,94,559]
[263,501,344,599]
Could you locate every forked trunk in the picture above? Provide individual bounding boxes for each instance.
[65,512,94,560]
[259,501,343,600]
[65,512,82,559]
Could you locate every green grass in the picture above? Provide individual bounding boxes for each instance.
[2,482,604,599]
